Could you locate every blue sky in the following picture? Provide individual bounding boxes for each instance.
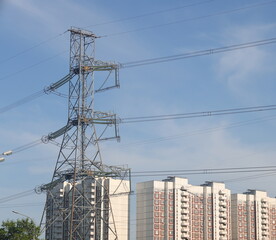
[1,0,276,238]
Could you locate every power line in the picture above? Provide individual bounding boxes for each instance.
[3,105,276,156]
[0,189,35,204]
[120,104,276,123]
[121,37,276,68]
[0,50,68,82]
[85,0,216,28]
[0,202,44,209]
[0,90,44,114]
[132,165,276,174]
[117,115,276,148]
[131,166,276,177]
[12,140,43,154]
[1,37,275,115]
[102,0,276,38]
[0,166,275,202]
[223,171,276,183]
[0,31,68,65]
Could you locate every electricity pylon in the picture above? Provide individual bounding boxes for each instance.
[38,27,131,240]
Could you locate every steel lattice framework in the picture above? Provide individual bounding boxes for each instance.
[39,27,131,240]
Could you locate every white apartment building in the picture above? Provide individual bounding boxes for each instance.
[136,177,231,240]
[231,189,276,240]
[45,177,130,240]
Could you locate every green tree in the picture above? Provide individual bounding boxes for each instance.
[0,218,41,240]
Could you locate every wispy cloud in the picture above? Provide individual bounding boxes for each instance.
[215,23,276,102]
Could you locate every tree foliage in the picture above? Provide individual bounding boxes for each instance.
[0,218,41,240]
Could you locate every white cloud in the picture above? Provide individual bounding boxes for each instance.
[215,24,276,101]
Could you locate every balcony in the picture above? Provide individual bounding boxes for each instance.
[261,226,268,231]
[181,215,189,221]
[262,220,268,225]
[181,192,188,197]
[181,209,189,214]
[219,219,227,225]
[181,233,189,238]
[219,208,226,213]
[181,198,188,203]
[261,214,268,219]
[181,203,189,209]
[219,190,226,195]
[181,222,188,227]
[181,228,188,233]
[219,202,227,207]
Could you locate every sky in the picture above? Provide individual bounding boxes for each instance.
[0,0,276,238]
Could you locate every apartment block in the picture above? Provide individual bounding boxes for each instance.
[136,177,231,240]
[45,177,130,240]
[231,189,276,240]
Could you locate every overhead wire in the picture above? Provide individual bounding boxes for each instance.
[120,104,276,123]
[0,189,35,204]
[86,0,216,28]
[0,50,68,82]
[0,90,45,114]
[121,37,276,68]
[3,105,276,156]
[0,166,275,202]
[131,166,276,177]
[117,114,276,148]
[101,0,276,38]
[0,31,68,65]
[12,140,43,154]
[1,37,275,115]
[223,171,276,183]
[0,202,44,209]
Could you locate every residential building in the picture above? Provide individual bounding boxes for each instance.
[136,177,231,240]
[45,177,130,240]
[231,189,276,240]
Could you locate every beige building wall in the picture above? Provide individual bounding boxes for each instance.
[136,177,231,240]
[46,177,130,240]
[231,190,276,240]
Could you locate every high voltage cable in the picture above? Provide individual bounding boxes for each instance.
[0,202,44,209]
[1,37,275,115]
[120,105,276,123]
[121,37,276,68]
[1,166,275,204]
[0,90,45,114]
[117,115,276,148]
[223,171,276,183]
[0,31,68,65]
[12,139,43,154]
[3,105,276,156]
[0,50,68,82]
[132,165,276,174]
[102,0,276,38]
[86,0,216,28]
[131,166,276,177]
[0,189,35,204]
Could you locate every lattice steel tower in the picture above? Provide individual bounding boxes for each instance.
[39,28,131,240]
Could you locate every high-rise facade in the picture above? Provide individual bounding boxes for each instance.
[45,177,130,240]
[136,177,231,240]
[231,189,276,240]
